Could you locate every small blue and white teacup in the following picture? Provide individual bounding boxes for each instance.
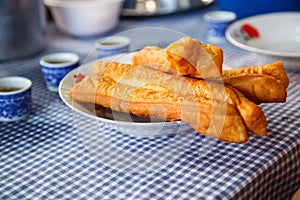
[40,52,80,92]
[0,76,32,122]
[203,11,237,43]
[95,36,130,58]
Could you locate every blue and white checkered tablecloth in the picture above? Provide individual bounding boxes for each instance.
[1,6,300,200]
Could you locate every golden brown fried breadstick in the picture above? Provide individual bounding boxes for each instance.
[222,61,289,104]
[71,61,267,142]
[70,74,249,143]
[132,46,177,73]
[132,36,223,78]
[91,61,267,137]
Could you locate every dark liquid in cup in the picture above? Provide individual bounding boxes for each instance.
[100,41,122,46]
[0,87,21,92]
[46,60,70,64]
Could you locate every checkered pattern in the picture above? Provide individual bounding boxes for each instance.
[1,8,300,200]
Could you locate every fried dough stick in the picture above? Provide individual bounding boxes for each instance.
[70,74,249,143]
[70,61,267,142]
[92,61,267,136]
[132,36,223,79]
[134,43,289,104]
[222,61,289,104]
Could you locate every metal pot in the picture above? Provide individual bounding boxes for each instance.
[122,0,214,16]
[0,0,46,60]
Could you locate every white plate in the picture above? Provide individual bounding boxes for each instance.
[226,12,300,58]
[58,52,191,137]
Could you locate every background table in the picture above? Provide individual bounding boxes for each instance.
[1,5,300,200]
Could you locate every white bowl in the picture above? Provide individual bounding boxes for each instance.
[44,0,124,37]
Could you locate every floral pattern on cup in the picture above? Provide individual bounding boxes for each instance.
[0,77,32,122]
[204,11,237,43]
[41,64,78,92]
[40,52,80,92]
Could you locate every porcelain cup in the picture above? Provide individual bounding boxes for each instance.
[40,52,80,92]
[204,11,237,43]
[0,76,32,122]
[95,36,130,58]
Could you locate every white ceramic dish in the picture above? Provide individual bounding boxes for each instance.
[44,0,124,37]
[226,12,300,58]
[58,52,191,137]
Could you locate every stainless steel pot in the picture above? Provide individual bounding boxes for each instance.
[0,0,46,60]
[122,0,214,16]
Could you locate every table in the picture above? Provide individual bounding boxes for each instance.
[1,5,300,200]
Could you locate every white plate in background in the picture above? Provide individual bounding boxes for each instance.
[226,12,300,57]
[226,12,300,70]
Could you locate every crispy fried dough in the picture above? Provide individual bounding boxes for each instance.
[70,74,249,143]
[132,36,223,78]
[222,61,289,104]
[70,61,268,142]
[67,36,291,143]
[91,60,267,137]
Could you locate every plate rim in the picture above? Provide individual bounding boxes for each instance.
[225,11,300,58]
